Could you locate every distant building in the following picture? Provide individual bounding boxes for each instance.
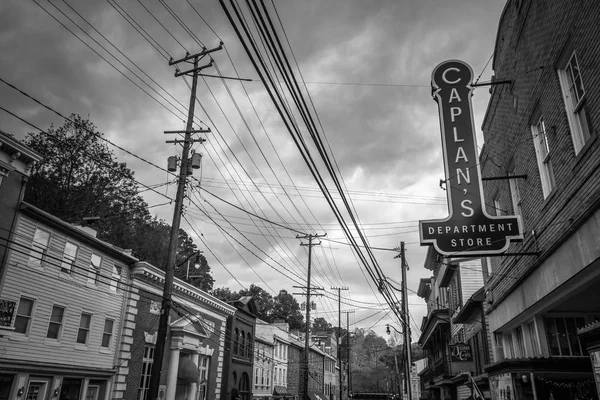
[417,247,486,400]
[221,297,257,400]
[121,262,235,400]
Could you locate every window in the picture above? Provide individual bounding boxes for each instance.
[247,333,252,358]
[61,242,78,274]
[198,356,209,400]
[28,227,50,266]
[255,368,259,385]
[240,330,246,357]
[515,326,526,357]
[76,313,92,344]
[110,264,122,292]
[545,316,585,357]
[494,197,503,216]
[526,320,541,357]
[47,305,65,339]
[558,51,590,154]
[508,169,522,216]
[138,345,154,400]
[234,328,239,355]
[101,318,114,348]
[531,117,554,198]
[14,297,35,334]
[239,372,250,400]
[87,254,102,285]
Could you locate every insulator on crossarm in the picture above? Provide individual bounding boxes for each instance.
[167,156,178,172]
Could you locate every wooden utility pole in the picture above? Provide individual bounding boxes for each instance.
[297,233,326,400]
[147,44,221,400]
[343,310,354,400]
[400,242,413,400]
[331,286,348,400]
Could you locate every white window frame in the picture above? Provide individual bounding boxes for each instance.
[101,318,115,348]
[531,117,554,198]
[14,296,35,335]
[557,51,590,155]
[508,168,522,216]
[109,264,122,292]
[138,345,155,400]
[61,242,79,274]
[87,254,102,285]
[46,304,66,340]
[28,227,50,266]
[76,312,92,345]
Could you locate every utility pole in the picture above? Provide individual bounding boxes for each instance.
[296,233,326,400]
[343,310,354,400]
[147,44,221,400]
[400,242,412,400]
[331,286,348,400]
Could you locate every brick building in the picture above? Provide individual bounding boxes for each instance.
[479,0,600,399]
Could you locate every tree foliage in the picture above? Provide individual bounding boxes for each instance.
[211,286,304,330]
[312,317,332,332]
[25,115,213,290]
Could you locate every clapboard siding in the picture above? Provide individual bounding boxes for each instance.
[0,213,133,370]
[459,259,484,305]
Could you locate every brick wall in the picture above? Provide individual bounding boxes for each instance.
[480,0,600,315]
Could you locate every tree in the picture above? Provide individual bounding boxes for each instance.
[211,287,240,302]
[272,290,304,330]
[312,317,332,332]
[25,115,214,290]
[239,284,274,321]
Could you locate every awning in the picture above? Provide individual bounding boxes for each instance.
[306,390,328,400]
[273,386,292,396]
[178,357,199,384]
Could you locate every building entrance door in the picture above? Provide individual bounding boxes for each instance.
[26,380,49,400]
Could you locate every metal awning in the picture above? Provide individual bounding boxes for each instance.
[306,391,328,400]
[273,386,292,396]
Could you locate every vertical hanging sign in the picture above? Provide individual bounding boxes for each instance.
[419,60,522,256]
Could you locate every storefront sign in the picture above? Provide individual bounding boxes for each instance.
[450,342,473,362]
[420,60,522,255]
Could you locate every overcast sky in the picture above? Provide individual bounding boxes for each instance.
[0,0,507,340]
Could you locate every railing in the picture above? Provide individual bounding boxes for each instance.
[0,299,17,329]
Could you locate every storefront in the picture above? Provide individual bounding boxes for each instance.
[487,359,597,400]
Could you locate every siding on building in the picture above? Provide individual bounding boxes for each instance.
[480,0,600,328]
[0,212,135,369]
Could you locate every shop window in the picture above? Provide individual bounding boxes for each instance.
[526,320,541,357]
[14,297,35,334]
[46,305,65,340]
[59,379,82,400]
[545,316,586,357]
[515,326,526,357]
[0,374,14,400]
[138,345,154,400]
[557,51,591,155]
[198,356,209,400]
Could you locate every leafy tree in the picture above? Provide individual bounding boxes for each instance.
[312,317,332,332]
[211,287,240,302]
[239,284,274,321]
[272,289,304,330]
[25,115,214,290]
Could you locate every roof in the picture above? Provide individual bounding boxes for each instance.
[20,202,138,264]
[453,287,485,324]
[0,130,43,164]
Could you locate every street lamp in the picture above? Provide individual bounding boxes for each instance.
[386,325,402,336]
[175,251,203,282]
